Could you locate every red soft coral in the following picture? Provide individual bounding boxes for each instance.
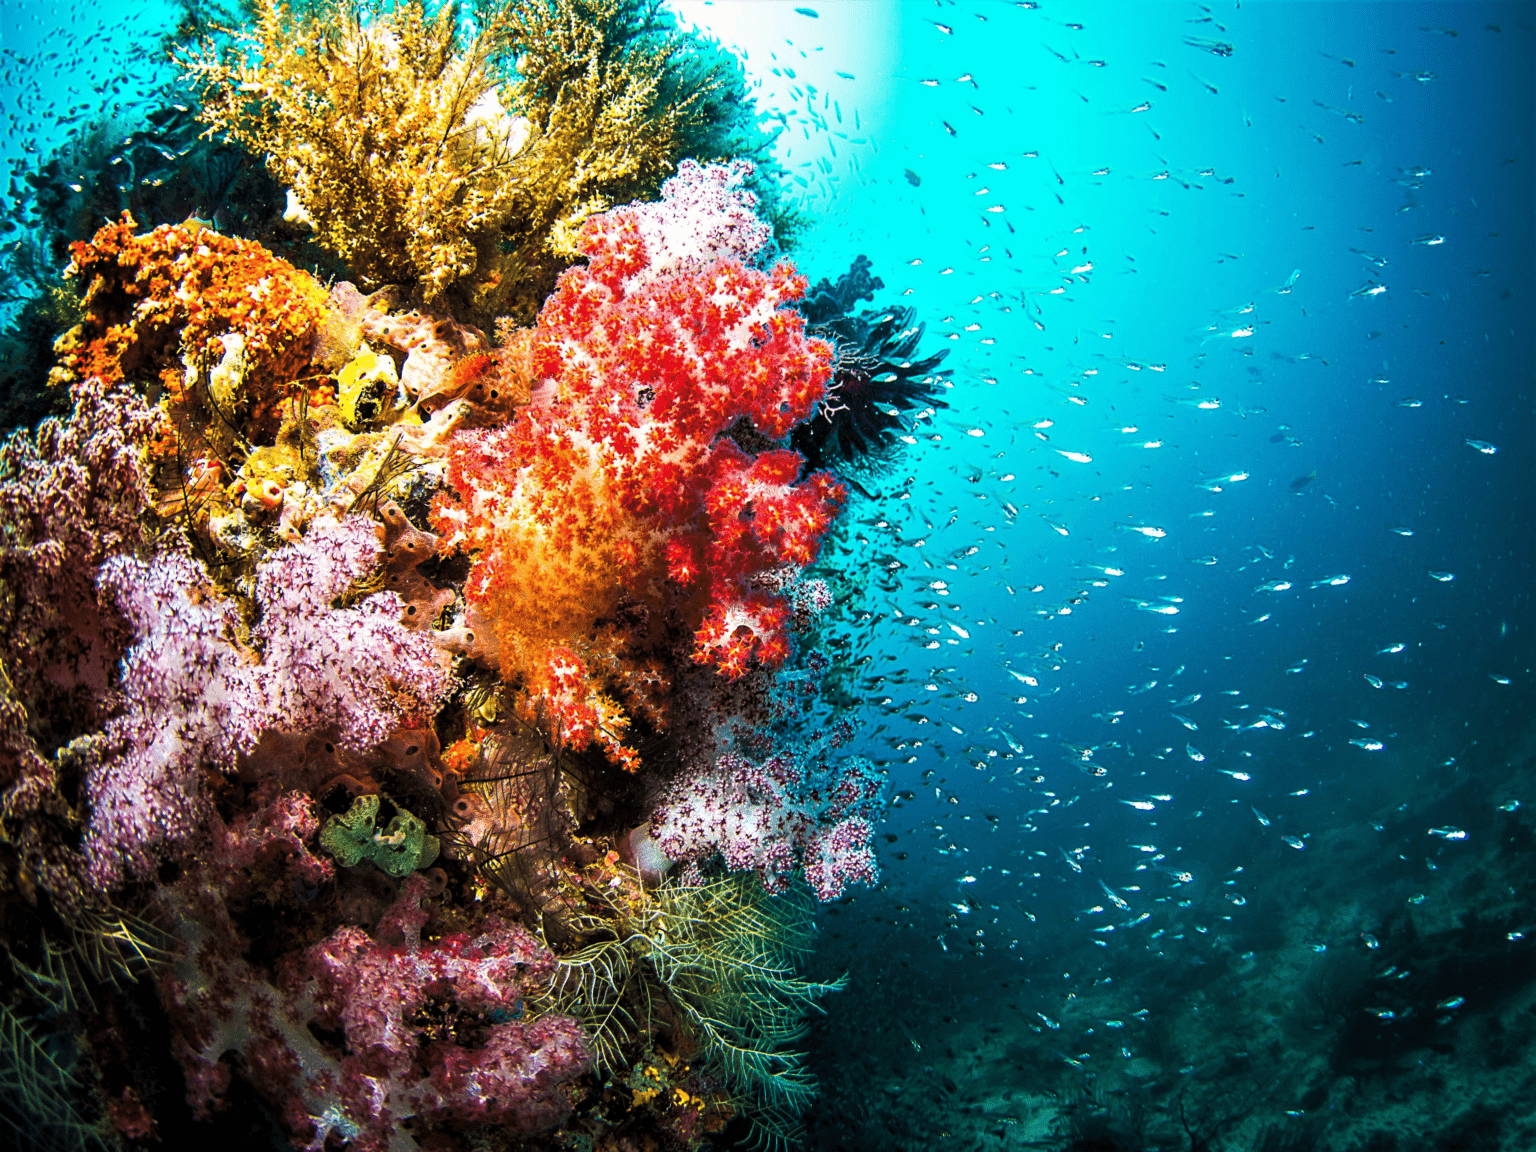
[431,173,845,771]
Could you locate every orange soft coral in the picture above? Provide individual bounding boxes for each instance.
[522,647,639,773]
[52,213,327,450]
[430,201,844,770]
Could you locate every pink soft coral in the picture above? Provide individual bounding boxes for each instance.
[651,747,885,902]
[291,876,588,1140]
[161,867,587,1152]
[614,158,774,291]
[0,376,156,759]
[82,516,454,887]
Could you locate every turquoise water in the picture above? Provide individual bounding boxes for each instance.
[696,4,1534,1148]
[2,2,1533,1149]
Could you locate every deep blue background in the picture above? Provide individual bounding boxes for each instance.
[754,0,1535,966]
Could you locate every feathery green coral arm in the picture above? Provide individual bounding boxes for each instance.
[0,1002,108,1151]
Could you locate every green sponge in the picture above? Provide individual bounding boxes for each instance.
[320,793,440,878]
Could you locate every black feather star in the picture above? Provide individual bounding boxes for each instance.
[791,255,951,474]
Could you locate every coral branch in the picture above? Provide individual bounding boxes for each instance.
[162,868,587,1151]
[652,748,885,901]
[82,516,454,887]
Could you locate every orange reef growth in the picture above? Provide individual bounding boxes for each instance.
[53,212,325,428]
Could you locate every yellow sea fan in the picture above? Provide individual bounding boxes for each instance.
[178,0,527,301]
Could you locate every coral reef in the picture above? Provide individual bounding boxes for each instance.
[49,213,340,561]
[48,216,499,575]
[0,11,946,1147]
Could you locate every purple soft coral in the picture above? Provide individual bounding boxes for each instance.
[83,515,454,887]
[0,376,156,757]
[252,515,452,749]
[293,876,589,1142]
[87,550,261,884]
[651,747,885,902]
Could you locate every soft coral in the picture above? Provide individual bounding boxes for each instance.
[431,163,845,770]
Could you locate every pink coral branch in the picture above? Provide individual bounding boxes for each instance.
[651,747,885,902]
[82,515,454,887]
[161,868,587,1151]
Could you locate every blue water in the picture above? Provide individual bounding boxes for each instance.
[696,4,1534,1147]
[779,0,1535,929]
[3,1,1533,1149]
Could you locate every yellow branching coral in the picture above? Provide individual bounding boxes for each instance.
[178,0,528,303]
[484,0,717,316]
[178,0,721,319]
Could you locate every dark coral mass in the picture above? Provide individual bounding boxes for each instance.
[802,308,952,472]
[792,255,952,474]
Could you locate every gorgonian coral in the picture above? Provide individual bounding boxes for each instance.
[178,0,529,304]
[177,0,732,319]
[429,162,844,770]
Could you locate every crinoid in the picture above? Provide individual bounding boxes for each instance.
[792,256,951,474]
[0,904,171,1152]
[0,1001,108,1152]
[534,872,844,1151]
[6,905,172,1016]
[442,717,590,926]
